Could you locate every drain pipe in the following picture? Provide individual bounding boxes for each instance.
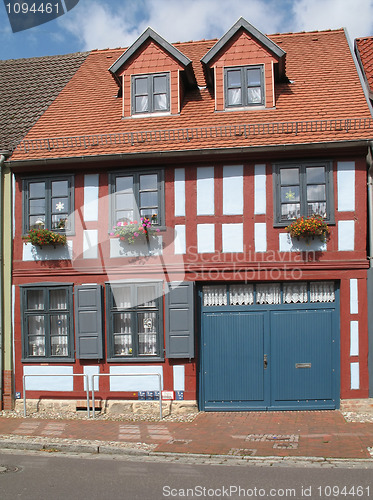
[368,142,373,267]
[368,142,373,398]
[0,153,5,408]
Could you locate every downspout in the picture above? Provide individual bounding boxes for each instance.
[368,142,373,267]
[0,154,5,408]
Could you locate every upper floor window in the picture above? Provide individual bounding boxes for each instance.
[225,65,264,108]
[23,175,74,234]
[109,169,164,229]
[132,73,170,115]
[273,161,334,226]
[21,284,74,361]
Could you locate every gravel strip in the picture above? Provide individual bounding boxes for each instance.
[342,412,373,423]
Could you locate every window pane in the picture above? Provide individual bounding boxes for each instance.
[29,182,45,198]
[153,75,167,93]
[135,95,148,113]
[113,313,132,355]
[29,215,45,230]
[154,94,167,110]
[137,286,157,307]
[28,315,45,334]
[140,208,158,221]
[116,176,133,193]
[51,180,68,197]
[227,70,241,87]
[27,290,44,310]
[247,68,261,86]
[114,334,132,355]
[28,336,45,357]
[49,289,67,310]
[308,202,327,217]
[256,283,281,304]
[307,167,325,184]
[280,168,299,185]
[140,174,158,190]
[116,193,134,211]
[281,203,300,220]
[116,210,134,223]
[307,185,326,202]
[135,77,148,94]
[228,88,241,106]
[29,199,45,215]
[112,288,132,309]
[51,336,68,356]
[51,215,68,231]
[137,312,157,355]
[51,197,68,214]
[247,87,262,104]
[281,186,300,203]
[140,191,158,207]
[50,314,68,336]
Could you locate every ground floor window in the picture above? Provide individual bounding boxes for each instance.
[21,284,74,360]
[106,282,163,361]
[202,281,335,306]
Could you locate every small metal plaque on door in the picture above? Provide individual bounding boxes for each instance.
[295,363,312,368]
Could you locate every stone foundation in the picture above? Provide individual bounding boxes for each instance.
[1,370,13,410]
[340,398,373,413]
[14,398,199,416]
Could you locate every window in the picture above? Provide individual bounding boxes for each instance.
[23,175,74,233]
[225,65,264,108]
[273,161,334,225]
[106,282,163,361]
[132,73,170,114]
[21,284,74,361]
[109,169,164,228]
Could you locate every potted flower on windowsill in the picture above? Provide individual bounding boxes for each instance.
[111,217,160,245]
[286,215,330,243]
[23,228,67,248]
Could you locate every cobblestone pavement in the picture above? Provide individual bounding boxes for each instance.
[0,410,372,462]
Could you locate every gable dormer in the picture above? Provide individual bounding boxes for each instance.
[201,18,286,111]
[109,27,195,118]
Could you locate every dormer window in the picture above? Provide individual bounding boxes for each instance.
[225,65,264,108]
[132,73,170,115]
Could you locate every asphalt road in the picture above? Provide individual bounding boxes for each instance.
[0,450,372,499]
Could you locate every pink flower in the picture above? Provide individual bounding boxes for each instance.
[134,232,139,237]
[117,222,121,226]
[156,229,160,232]
[110,232,114,236]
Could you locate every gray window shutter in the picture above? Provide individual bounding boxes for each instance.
[165,281,194,359]
[75,285,103,359]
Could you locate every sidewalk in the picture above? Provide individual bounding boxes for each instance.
[0,410,372,460]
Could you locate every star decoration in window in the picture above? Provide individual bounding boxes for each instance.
[55,202,65,212]
[285,190,296,201]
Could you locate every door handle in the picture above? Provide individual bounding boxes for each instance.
[264,354,268,369]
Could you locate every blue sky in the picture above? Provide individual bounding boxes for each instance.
[1,0,373,61]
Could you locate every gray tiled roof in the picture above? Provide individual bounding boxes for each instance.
[0,51,89,152]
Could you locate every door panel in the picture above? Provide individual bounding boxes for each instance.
[201,312,268,410]
[270,310,335,408]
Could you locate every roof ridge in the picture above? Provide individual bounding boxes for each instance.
[0,51,90,63]
[269,28,346,37]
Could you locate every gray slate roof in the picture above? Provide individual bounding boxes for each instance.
[0,51,89,152]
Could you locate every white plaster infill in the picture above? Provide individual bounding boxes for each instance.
[110,235,162,258]
[279,233,327,252]
[23,240,73,261]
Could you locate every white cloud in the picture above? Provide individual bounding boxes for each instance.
[292,0,373,40]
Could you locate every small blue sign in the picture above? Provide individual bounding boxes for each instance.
[175,391,184,400]
[146,391,154,400]
[15,392,21,399]
[154,391,160,400]
[138,391,146,400]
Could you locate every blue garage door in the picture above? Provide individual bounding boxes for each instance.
[199,282,340,411]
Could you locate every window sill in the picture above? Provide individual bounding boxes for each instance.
[22,358,75,363]
[273,220,336,228]
[125,111,175,119]
[107,357,164,363]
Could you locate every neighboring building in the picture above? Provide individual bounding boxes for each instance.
[355,36,373,398]
[0,52,88,409]
[6,19,373,412]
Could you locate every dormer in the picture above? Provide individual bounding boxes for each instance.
[109,27,196,118]
[201,18,286,111]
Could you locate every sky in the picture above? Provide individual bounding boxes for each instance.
[1,0,373,61]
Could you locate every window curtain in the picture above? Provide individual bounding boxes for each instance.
[256,284,281,304]
[283,282,308,303]
[203,286,227,306]
[310,281,335,303]
[229,285,254,305]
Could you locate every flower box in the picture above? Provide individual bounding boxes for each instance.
[23,228,67,248]
[286,215,330,242]
[111,217,160,245]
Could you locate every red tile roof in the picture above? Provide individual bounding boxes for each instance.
[355,36,373,96]
[11,29,373,161]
